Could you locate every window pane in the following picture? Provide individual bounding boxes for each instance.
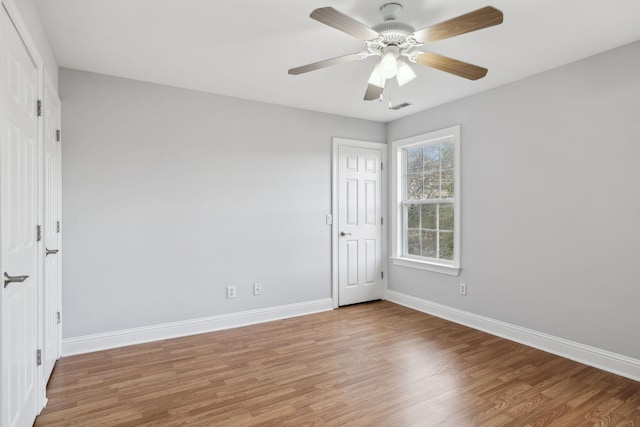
[399,127,458,266]
[407,204,420,229]
[441,170,454,198]
[423,144,440,171]
[407,174,423,200]
[421,231,437,258]
[441,142,454,170]
[439,231,454,260]
[407,230,420,255]
[424,172,440,199]
[407,148,422,174]
[439,203,454,231]
[421,204,437,230]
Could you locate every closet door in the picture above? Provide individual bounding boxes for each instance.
[1,7,40,427]
[42,77,61,385]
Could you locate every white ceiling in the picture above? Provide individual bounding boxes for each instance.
[35,0,640,123]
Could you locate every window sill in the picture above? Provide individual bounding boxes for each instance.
[391,257,460,276]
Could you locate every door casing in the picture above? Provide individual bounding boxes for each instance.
[41,72,62,388]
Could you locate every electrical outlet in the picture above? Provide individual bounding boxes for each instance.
[227,286,236,299]
[459,283,467,296]
[253,282,262,296]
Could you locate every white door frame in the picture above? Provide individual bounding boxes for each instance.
[41,71,61,387]
[331,138,387,308]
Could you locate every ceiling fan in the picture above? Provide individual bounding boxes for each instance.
[288,3,503,101]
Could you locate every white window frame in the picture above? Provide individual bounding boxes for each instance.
[390,125,461,276]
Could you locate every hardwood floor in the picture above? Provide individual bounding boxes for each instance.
[36,301,639,426]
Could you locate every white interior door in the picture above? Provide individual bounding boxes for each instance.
[337,143,384,306]
[1,7,40,427]
[42,78,61,384]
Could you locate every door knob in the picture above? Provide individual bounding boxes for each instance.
[340,231,352,236]
[4,272,30,288]
[46,248,60,256]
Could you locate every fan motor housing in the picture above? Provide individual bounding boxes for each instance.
[370,20,416,54]
[374,2,414,42]
[372,20,414,36]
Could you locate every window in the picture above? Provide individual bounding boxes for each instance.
[391,126,460,275]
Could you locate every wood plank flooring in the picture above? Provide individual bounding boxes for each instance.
[36,301,640,426]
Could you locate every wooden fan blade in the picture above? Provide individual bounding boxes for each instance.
[412,6,503,44]
[364,84,383,101]
[415,52,488,80]
[288,53,363,75]
[310,7,380,41]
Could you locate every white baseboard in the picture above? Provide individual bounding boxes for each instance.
[62,298,334,356]
[386,290,640,382]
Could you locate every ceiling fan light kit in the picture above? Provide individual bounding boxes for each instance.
[289,3,503,101]
[367,57,415,90]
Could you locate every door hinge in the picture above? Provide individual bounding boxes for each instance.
[57,221,61,233]
[381,217,384,225]
[381,271,384,279]
[57,312,61,324]
[381,162,383,171]
[56,129,61,142]
[36,349,42,366]
[37,100,42,117]
[37,225,42,242]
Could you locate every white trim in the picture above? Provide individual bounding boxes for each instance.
[390,126,461,273]
[42,72,63,361]
[62,299,334,356]
[331,138,387,309]
[391,257,460,276]
[386,290,640,382]
[2,1,43,69]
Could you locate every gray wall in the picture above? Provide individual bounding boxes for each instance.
[59,68,385,338]
[60,41,640,361]
[387,41,640,359]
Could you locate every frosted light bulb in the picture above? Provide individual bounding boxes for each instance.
[379,51,398,79]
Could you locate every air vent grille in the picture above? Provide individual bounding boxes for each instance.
[389,102,411,110]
